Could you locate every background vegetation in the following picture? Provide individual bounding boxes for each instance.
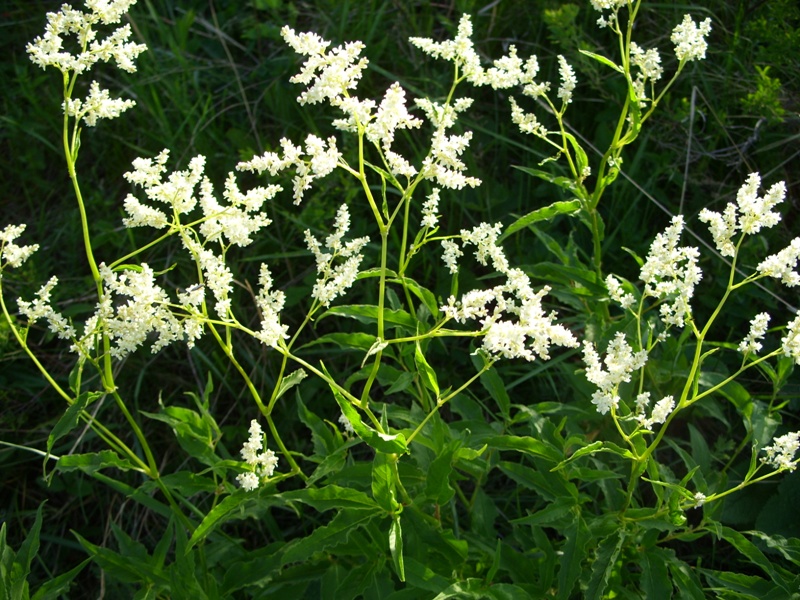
[1,0,798,597]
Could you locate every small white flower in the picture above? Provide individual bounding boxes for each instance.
[640,216,701,328]
[254,264,288,347]
[421,188,440,229]
[237,419,279,491]
[582,333,648,415]
[606,275,635,310]
[589,0,627,12]
[739,312,770,355]
[556,55,577,104]
[16,277,75,340]
[281,26,368,106]
[0,224,39,269]
[339,412,355,435]
[762,431,800,471]
[757,238,800,287]
[693,492,706,508]
[781,315,800,365]
[671,15,712,62]
[409,15,486,86]
[305,205,369,307]
[441,239,463,274]
[630,42,663,82]
[509,97,548,138]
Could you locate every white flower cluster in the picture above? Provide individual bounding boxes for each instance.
[27,0,147,125]
[738,312,770,355]
[441,223,577,361]
[629,41,663,107]
[304,205,369,308]
[762,431,800,472]
[757,238,800,288]
[410,15,561,141]
[582,333,648,415]
[237,135,340,205]
[236,420,279,491]
[16,277,76,341]
[671,15,712,62]
[640,216,701,328]
[124,148,278,245]
[634,392,676,430]
[421,188,441,229]
[605,274,635,310]
[699,173,787,257]
[0,224,39,271]
[783,316,800,366]
[280,27,368,106]
[93,263,204,357]
[253,264,288,347]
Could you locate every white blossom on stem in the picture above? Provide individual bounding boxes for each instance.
[757,238,800,287]
[0,224,39,270]
[782,315,800,365]
[640,216,701,328]
[762,431,800,471]
[305,205,369,307]
[738,312,770,355]
[671,15,712,62]
[582,332,648,415]
[409,15,486,85]
[236,419,279,491]
[16,277,76,340]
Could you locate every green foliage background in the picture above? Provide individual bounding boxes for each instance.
[1,0,799,597]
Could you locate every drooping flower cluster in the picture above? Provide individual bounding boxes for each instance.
[782,316,800,365]
[757,238,800,288]
[582,333,648,415]
[0,224,39,271]
[441,222,577,361]
[27,0,147,126]
[304,205,369,308]
[236,420,279,492]
[640,216,701,328]
[762,431,800,472]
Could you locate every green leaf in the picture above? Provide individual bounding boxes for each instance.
[586,530,624,600]
[487,435,561,462]
[297,392,339,457]
[389,515,405,582]
[371,453,398,513]
[274,368,310,401]
[280,508,381,566]
[187,493,266,550]
[425,442,458,505]
[579,49,623,72]
[511,502,574,527]
[557,513,591,600]
[552,440,635,471]
[564,133,589,177]
[501,200,582,240]
[477,363,510,420]
[329,384,408,455]
[318,305,415,330]
[667,557,705,600]
[46,391,101,459]
[512,166,577,193]
[414,341,440,397]
[282,485,380,512]
[142,405,219,467]
[56,450,135,474]
[389,277,439,319]
[31,558,90,600]
[640,547,674,599]
[298,332,377,352]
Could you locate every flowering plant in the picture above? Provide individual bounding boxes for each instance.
[1,0,798,597]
